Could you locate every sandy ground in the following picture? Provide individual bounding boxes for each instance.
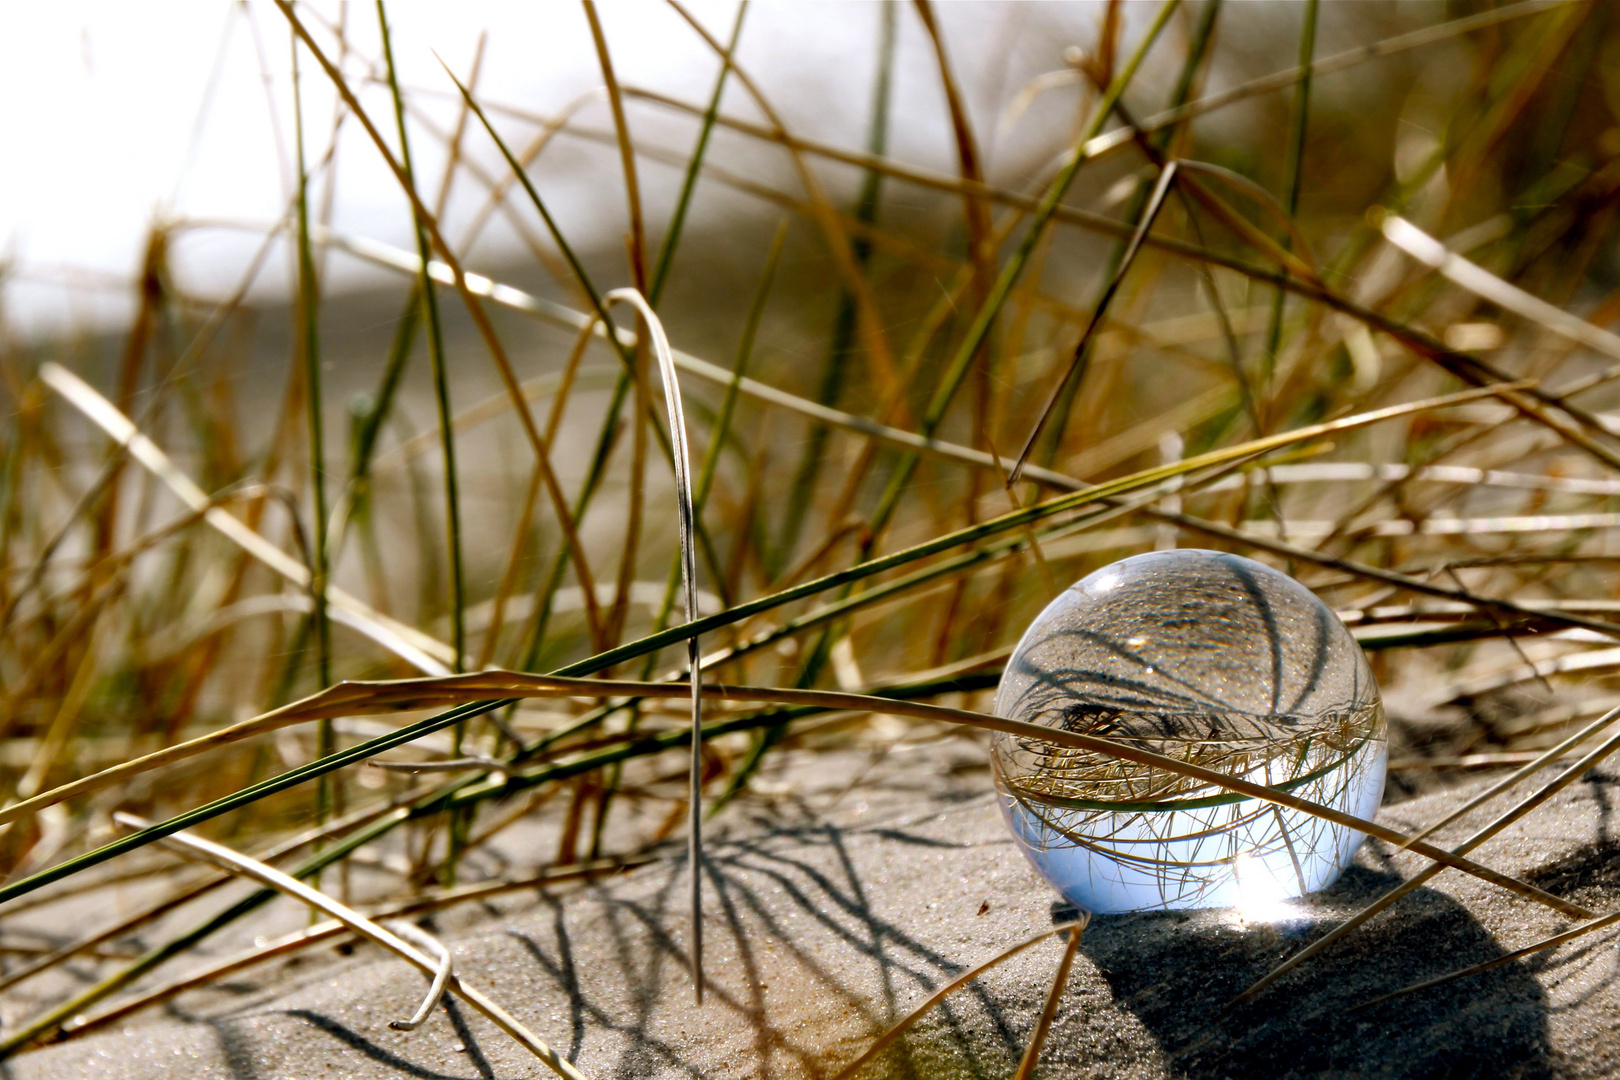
[6,738,1620,1080]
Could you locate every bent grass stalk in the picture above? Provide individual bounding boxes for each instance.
[596,288,707,1003]
[113,814,587,1080]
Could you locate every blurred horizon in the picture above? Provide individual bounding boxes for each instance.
[0,1,1448,338]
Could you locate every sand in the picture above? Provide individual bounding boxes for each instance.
[6,737,1620,1079]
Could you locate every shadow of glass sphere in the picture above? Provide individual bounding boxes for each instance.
[992,549,1386,913]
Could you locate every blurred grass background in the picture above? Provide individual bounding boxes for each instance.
[4,0,1620,1058]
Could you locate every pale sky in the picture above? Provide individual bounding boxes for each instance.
[0,1,1099,337]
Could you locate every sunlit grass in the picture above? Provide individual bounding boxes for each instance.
[2,0,1620,1073]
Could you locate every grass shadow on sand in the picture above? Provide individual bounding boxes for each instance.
[1082,864,1554,1079]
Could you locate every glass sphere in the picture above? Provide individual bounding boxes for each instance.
[991,549,1386,914]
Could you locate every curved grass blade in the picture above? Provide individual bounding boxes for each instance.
[600,287,707,1004]
[116,814,587,1079]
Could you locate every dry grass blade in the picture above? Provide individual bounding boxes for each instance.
[1150,506,1620,640]
[277,1,607,647]
[381,226,1552,491]
[377,0,466,674]
[49,857,647,1046]
[0,667,1579,925]
[54,921,358,1042]
[288,9,337,839]
[284,224,1558,511]
[830,919,1083,1080]
[13,4,1620,1069]
[1403,706,1620,846]
[1233,704,1620,1005]
[1381,212,1620,364]
[0,798,412,998]
[599,287,706,1003]
[96,673,1598,914]
[37,361,455,674]
[663,0,905,404]
[1011,159,1178,482]
[290,161,1620,478]
[1350,907,1620,1012]
[380,919,452,1031]
[582,0,648,290]
[113,813,589,1080]
[606,1,1565,230]
[1013,917,1086,1080]
[0,876,222,995]
[0,381,1549,849]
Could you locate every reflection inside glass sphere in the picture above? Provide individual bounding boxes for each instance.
[991,549,1386,915]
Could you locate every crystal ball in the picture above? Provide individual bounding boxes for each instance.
[991,549,1386,914]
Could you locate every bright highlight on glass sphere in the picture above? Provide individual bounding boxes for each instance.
[991,549,1386,915]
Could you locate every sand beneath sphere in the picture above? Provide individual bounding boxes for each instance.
[5,736,1619,1079]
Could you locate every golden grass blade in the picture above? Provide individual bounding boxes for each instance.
[288,13,337,840]
[663,0,905,406]
[1013,918,1085,1080]
[244,222,1560,518]
[1403,706,1620,845]
[477,82,1620,478]
[582,0,654,655]
[49,856,647,1047]
[1382,212,1620,363]
[582,0,648,290]
[0,208,291,637]
[55,921,358,1043]
[1350,907,1620,1012]
[600,3,1564,234]
[67,672,1589,917]
[277,1,606,648]
[1233,704,1620,1005]
[0,797,414,996]
[1219,511,1620,540]
[0,872,227,996]
[829,919,1083,1080]
[115,813,590,1080]
[0,377,1560,842]
[0,663,1580,922]
[378,0,467,675]
[37,361,455,674]
[1150,506,1620,640]
[1204,462,1620,497]
[913,0,994,279]
[1010,159,1178,483]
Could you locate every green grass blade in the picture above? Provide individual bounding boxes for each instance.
[648,0,748,305]
[380,0,465,676]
